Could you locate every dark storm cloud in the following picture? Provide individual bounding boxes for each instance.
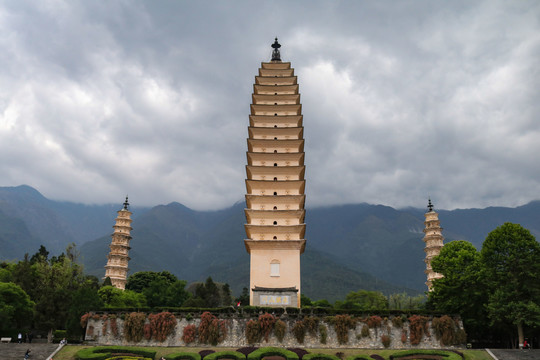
[0,0,538,210]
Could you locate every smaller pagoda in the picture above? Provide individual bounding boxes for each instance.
[423,198,444,291]
[104,196,133,290]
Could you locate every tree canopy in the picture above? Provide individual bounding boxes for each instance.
[429,223,540,347]
[428,240,487,337]
[480,223,540,347]
[0,282,34,331]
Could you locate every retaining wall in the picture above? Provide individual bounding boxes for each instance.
[84,311,465,349]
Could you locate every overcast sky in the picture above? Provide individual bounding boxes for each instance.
[1,1,539,211]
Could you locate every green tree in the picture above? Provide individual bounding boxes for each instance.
[428,240,487,338]
[126,271,178,292]
[313,299,333,308]
[32,245,86,339]
[480,223,540,348]
[143,278,190,308]
[335,289,388,310]
[301,294,313,306]
[235,287,249,306]
[65,277,104,338]
[30,245,49,264]
[98,286,147,308]
[388,292,425,310]
[0,262,14,282]
[0,282,35,331]
[202,277,220,307]
[12,254,38,299]
[126,271,190,308]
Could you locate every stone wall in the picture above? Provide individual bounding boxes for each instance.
[84,311,465,349]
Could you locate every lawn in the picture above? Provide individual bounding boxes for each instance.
[53,346,493,360]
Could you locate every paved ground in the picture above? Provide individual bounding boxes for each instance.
[0,343,60,360]
[489,349,540,360]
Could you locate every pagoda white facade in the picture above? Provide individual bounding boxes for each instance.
[244,39,306,307]
[423,199,444,291]
[104,197,133,290]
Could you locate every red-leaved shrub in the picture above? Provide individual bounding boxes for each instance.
[182,324,197,344]
[148,312,177,342]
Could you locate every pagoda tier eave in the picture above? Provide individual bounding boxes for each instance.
[245,209,305,222]
[244,224,306,238]
[244,239,305,253]
[253,85,299,95]
[247,152,304,166]
[258,68,294,77]
[251,104,302,116]
[245,179,306,194]
[255,77,297,86]
[249,115,302,123]
[245,194,305,208]
[248,127,304,139]
[252,94,300,104]
[261,62,291,69]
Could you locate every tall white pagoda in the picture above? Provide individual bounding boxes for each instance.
[104,196,133,290]
[423,198,444,291]
[244,39,306,307]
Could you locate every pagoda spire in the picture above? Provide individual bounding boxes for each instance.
[271,37,281,62]
[423,198,444,291]
[103,197,133,290]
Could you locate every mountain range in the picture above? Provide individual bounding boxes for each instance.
[1,185,539,302]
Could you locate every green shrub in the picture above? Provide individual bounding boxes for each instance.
[291,320,306,344]
[165,352,201,360]
[304,316,319,336]
[247,347,299,360]
[319,324,327,344]
[360,324,370,338]
[204,351,245,360]
[345,356,371,360]
[274,320,287,343]
[304,354,340,360]
[245,319,260,344]
[75,346,157,360]
[389,350,462,360]
[105,357,152,360]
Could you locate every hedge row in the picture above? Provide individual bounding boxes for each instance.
[247,347,299,360]
[75,346,157,360]
[389,350,463,360]
[345,356,371,360]
[92,307,456,318]
[303,354,341,360]
[165,353,202,360]
[204,351,246,360]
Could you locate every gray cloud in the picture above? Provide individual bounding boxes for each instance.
[0,0,539,210]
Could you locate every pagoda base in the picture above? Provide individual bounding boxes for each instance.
[252,286,299,307]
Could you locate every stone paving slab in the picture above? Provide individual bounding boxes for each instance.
[0,343,59,360]
[489,349,540,360]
